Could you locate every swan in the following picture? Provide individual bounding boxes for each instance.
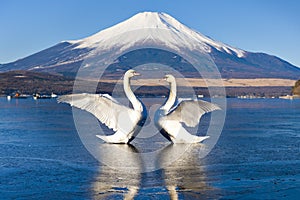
[58,69,146,144]
[154,74,221,143]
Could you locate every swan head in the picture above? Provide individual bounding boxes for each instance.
[163,74,176,84]
[125,69,140,79]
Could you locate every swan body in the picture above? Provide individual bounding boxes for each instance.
[58,69,146,144]
[155,75,221,143]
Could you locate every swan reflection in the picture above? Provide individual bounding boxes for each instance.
[91,144,142,199]
[91,143,214,199]
[158,143,212,199]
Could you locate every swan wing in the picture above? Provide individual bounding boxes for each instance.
[158,118,210,143]
[58,93,135,132]
[166,100,221,127]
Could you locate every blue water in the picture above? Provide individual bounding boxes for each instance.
[0,97,299,199]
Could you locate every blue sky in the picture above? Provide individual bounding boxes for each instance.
[1,0,300,67]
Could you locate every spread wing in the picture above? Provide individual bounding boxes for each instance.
[58,93,135,132]
[166,99,221,127]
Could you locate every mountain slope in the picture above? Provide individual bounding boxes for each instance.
[1,12,299,79]
[0,42,91,77]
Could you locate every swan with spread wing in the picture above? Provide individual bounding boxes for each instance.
[58,69,146,144]
[154,74,221,143]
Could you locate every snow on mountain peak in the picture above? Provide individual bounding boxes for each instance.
[68,12,245,58]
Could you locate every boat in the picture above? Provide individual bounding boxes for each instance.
[279,95,300,100]
[8,92,30,99]
[33,93,58,100]
[51,93,58,98]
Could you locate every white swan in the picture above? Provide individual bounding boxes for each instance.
[58,69,146,144]
[154,74,221,143]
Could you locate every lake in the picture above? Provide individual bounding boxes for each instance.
[0,97,299,199]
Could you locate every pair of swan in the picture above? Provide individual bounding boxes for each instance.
[58,69,221,144]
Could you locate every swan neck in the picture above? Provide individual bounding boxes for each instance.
[124,76,142,111]
[163,80,177,111]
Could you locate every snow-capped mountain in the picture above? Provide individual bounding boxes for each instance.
[68,12,245,57]
[0,12,299,79]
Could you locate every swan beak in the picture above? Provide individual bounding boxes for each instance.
[133,72,141,76]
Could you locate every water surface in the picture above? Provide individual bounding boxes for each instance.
[0,97,299,199]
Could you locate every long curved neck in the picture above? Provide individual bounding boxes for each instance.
[162,80,177,111]
[124,75,142,111]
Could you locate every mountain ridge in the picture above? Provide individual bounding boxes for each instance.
[1,11,299,79]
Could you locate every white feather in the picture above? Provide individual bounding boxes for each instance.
[155,74,220,143]
[167,99,221,127]
[58,69,145,144]
[58,93,137,132]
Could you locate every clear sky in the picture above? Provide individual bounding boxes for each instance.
[1,0,299,67]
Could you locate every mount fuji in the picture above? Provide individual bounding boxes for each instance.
[1,12,300,79]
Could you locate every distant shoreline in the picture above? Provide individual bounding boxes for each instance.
[0,70,296,97]
[100,78,296,87]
